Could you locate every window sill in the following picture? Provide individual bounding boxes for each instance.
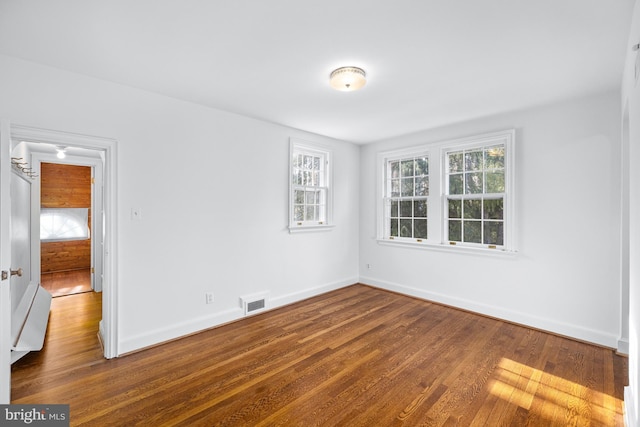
[376,238,518,258]
[289,224,335,234]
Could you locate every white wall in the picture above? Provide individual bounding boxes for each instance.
[0,54,360,354]
[360,91,622,349]
[622,0,640,424]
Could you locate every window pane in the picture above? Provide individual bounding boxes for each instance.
[401,159,414,177]
[483,199,504,220]
[391,179,400,197]
[413,200,427,218]
[414,219,428,239]
[465,172,483,194]
[463,221,482,243]
[485,171,505,193]
[294,190,304,204]
[448,199,462,218]
[305,191,315,204]
[390,218,398,237]
[415,157,428,175]
[485,146,504,169]
[415,177,429,196]
[400,200,412,217]
[463,199,482,219]
[484,221,504,245]
[401,178,414,197]
[305,206,315,221]
[449,220,461,241]
[304,155,313,169]
[449,174,463,195]
[294,206,304,221]
[390,200,399,217]
[448,152,463,173]
[391,161,400,179]
[313,156,320,170]
[399,219,412,237]
[465,150,483,171]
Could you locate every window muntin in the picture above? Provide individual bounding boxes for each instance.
[384,155,429,241]
[289,141,332,231]
[446,144,506,247]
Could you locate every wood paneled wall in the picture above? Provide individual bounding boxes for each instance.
[40,163,92,273]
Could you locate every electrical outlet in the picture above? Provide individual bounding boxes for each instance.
[205,292,214,304]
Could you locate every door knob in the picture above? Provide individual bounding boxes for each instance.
[10,268,23,277]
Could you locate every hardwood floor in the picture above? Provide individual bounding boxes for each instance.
[11,284,627,426]
[40,268,92,297]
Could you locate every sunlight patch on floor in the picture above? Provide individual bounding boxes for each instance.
[489,357,621,425]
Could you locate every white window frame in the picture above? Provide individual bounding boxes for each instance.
[381,148,432,244]
[377,129,516,255]
[289,139,333,233]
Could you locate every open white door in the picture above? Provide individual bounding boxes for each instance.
[0,120,12,403]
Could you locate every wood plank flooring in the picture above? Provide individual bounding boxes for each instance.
[40,268,92,297]
[11,284,628,426]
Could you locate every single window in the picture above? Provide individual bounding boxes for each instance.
[377,130,515,252]
[289,140,332,232]
[40,208,90,242]
[384,154,429,241]
[445,144,506,247]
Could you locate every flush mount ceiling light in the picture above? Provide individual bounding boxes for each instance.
[329,66,366,91]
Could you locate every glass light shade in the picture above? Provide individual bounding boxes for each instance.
[329,67,366,91]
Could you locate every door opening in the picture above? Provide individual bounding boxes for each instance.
[10,124,117,360]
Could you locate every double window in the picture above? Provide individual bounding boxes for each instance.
[378,130,515,252]
[289,140,332,232]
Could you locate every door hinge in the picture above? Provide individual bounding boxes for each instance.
[91,177,95,184]
[1,271,8,281]
[91,267,95,274]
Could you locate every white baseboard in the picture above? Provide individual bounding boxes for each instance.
[118,277,357,355]
[618,338,630,355]
[625,386,637,427]
[360,276,619,349]
[269,277,355,309]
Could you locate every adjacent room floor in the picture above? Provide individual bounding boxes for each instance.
[40,268,92,297]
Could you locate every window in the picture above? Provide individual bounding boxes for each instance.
[40,208,90,242]
[289,140,332,232]
[378,130,515,252]
[384,154,429,241]
[445,144,506,247]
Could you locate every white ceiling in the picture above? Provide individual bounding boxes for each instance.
[0,1,634,144]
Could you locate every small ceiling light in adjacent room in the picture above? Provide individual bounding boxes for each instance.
[329,66,366,91]
[56,146,66,159]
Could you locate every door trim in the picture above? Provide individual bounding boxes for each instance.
[0,120,12,403]
[10,125,118,359]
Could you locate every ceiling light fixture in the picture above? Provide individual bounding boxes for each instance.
[329,66,366,91]
[56,146,66,159]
